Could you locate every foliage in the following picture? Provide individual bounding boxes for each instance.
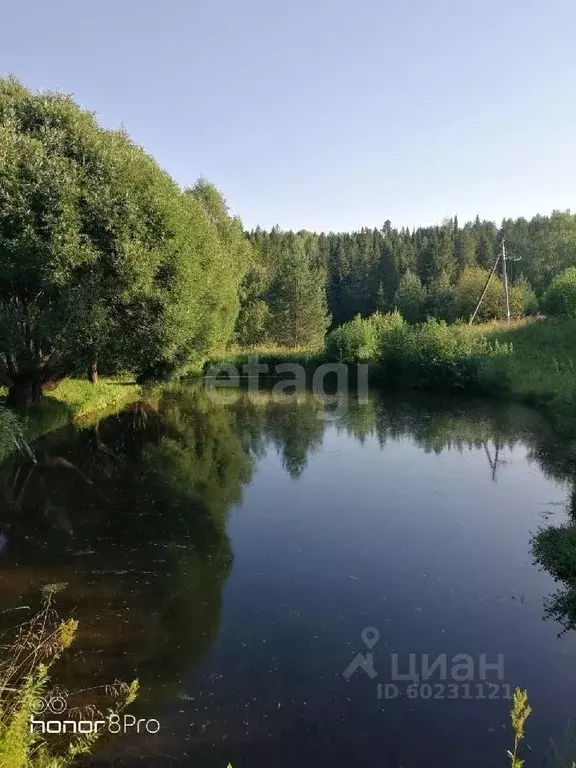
[184,180,252,358]
[0,586,138,768]
[0,77,250,405]
[325,311,405,364]
[235,260,271,347]
[508,688,531,768]
[379,318,512,390]
[242,211,572,342]
[482,318,576,434]
[453,267,525,322]
[325,314,377,363]
[266,233,330,347]
[0,407,24,464]
[544,267,576,318]
[425,273,457,320]
[393,270,427,323]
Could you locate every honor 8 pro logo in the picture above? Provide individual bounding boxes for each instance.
[29,695,160,735]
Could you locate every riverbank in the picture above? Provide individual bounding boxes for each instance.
[1,377,141,446]
[1,316,574,457]
[210,317,576,437]
[481,318,576,432]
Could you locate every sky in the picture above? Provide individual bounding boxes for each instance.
[1,0,575,232]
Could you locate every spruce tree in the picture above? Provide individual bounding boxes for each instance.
[268,235,330,347]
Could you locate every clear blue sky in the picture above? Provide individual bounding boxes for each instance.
[2,0,575,232]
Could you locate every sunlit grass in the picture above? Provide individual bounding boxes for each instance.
[0,377,141,445]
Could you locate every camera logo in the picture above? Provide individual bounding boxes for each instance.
[29,695,160,735]
[31,695,67,715]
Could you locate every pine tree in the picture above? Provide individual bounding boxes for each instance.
[268,235,330,347]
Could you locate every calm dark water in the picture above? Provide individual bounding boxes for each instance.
[2,385,576,767]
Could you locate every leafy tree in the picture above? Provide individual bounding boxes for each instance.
[185,180,252,354]
[544,267,576,317]
[0,78,246,405]
[513,276,538,316]
[393,271,427,323]
[453,267,505,321]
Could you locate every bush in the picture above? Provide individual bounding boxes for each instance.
[368,311,406,348]
[325,314,377,363]
[544,267,576,318]
[453,267,528,321]
[379,318,512,389]
[325,312,405,364]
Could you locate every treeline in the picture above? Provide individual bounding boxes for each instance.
[238,214,576,345]
[3,76,576,409]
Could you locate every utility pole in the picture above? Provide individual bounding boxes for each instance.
[502,238,511,323]
[469,249,502,325]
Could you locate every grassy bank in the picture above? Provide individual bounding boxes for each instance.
[207,344,325,372]
[211,316,576,436]
[485,318,576,422]
[381,317,576,434]
[0,377,141,450]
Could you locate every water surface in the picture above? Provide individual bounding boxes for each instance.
[1,387,576,767]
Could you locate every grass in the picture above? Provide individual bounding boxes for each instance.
[207,344,325,372]
[0,377,141,446]
[479,318,576,434]
[380,315,576,435]
[210,316,576,436]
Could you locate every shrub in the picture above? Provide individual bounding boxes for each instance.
[325,312,406,364]
[325,314,377,363]
[368,311,406,348]
[379,318,512,389]
[515,276,539,316]
[453,267,529,321]
[544,267,576,318]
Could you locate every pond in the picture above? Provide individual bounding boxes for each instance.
[1,385,576,767]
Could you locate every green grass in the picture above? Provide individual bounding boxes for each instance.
[206,344,325,371]
[0,377,141,446]
[212,316,576,437]
[26,377,141,442]
[480,318,576,433]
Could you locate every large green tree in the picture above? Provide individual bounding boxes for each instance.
[0,78,246,405]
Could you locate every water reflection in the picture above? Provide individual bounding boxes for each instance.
[0,386,253,711]
[1,385,576,763]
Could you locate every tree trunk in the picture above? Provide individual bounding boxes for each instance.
[6,374,42,409]
[88,359,99,384]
